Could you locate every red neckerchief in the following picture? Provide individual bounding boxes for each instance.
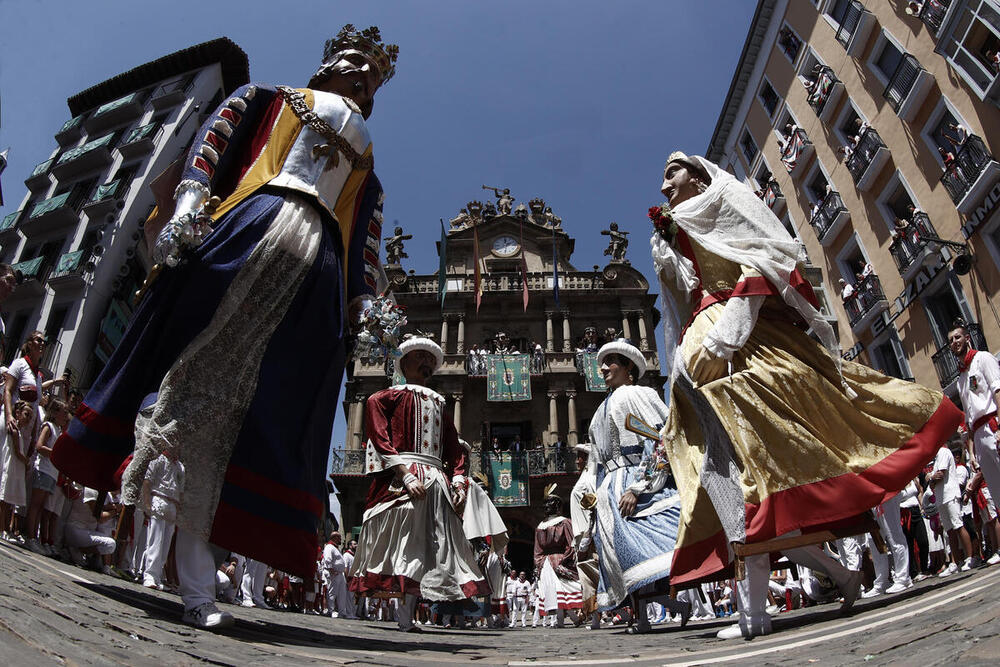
[958,347,977,374]
[23,354,39,376]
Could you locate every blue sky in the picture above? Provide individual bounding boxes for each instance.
[0,0,756,457]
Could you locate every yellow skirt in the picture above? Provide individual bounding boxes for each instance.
[664,302,962,584]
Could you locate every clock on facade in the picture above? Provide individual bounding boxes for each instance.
[491,235,520,257]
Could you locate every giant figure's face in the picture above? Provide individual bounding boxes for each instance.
[660,161,704,207]
[313,49,382,118]
[600,353,633,390]
[400,349,436,384]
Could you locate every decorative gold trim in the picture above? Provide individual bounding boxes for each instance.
[276,86,373,171]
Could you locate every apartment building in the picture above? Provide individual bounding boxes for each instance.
[0,38,248,385]
[707,0,1000,397]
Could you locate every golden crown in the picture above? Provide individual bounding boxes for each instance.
[323,24,399,84]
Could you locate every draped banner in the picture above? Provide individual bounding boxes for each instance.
[581,352,607,392]
[486,354,532,401]
[489,454,529,507]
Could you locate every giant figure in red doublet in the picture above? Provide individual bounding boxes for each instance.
[533,487,583,626]
[349,336,489,632]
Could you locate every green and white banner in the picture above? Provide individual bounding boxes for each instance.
[581,352,607,392]
[489,454,529,507]
[486,354,532,401]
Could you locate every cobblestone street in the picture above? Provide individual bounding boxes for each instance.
[2,541,999,666]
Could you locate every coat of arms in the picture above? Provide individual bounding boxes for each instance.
[499,471,512,490]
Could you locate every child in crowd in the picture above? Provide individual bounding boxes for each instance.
[25,399,70,554]
[0,401,37,542]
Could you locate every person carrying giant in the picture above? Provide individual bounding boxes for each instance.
[52,25,398,629]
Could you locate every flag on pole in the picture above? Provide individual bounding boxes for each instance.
[474,224,483,313]
[0,148,8,207]
[552,227,560,306]
[437,219,448,309]
[519,219,529,311]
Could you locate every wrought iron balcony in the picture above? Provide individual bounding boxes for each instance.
[48,249,91,290]
[779,127,813,174]
[330,446,579,477]
[0,211,21,240]
[760,179,785,212]
[845,127,890,191]
[809,190,850,246]
[835,1,875,55]
[22,185,88,236]
[82,177,129,220]
[888,212,939,277]
[843,273,889,332]
[883,54,934,120]
[940,135,1000,213]
[118,122,162,159]
[807,66,844,120]
[931,321,987,389]
[85,91,147,135]
[10,256,49,298]
[24,158,54,192]
[913,0,951,37]
[151,75,195,110]
[51,132,116,180]
[55,114,85,147]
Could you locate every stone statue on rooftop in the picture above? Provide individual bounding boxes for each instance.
[602,222,628,261]
[383,225,412,265]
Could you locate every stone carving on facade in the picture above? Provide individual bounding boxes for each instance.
[450,208,471,229]
[601,222,629,262]
[544,207,562,229]
[514,202,529,221]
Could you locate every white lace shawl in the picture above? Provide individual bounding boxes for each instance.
[650,155,851,397]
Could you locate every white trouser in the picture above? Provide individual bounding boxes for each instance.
[216,569,236,603]
[869,496,910,590]
[512,597,528,625]
[677,587,713,618]
[129,509,147,575]
[836,535,864,571]
[324,570,354,618]
[142,499,177,584]
[975,426,1000,508]
[176,528,217,612]
[241,558,268,604]
[738,531,852,635]
[64,523,116,555]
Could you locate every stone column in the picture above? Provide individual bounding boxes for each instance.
[566,390,578,445]
[621,312,633,341]
[440,317,450,354]
[547,391,560,446]
[456,314,466,354]
[638,311,651,350]
[348,398,365,450]
[562,312,572,352]
[451,392,463,434]
[545,311,555,352]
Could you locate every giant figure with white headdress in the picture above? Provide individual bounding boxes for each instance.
[650,151,963,638]
[348,336,489,632]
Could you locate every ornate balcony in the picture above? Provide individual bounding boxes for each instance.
[932,321,987,389]
[888,212,940,281]
[809,190,850,246]
[54,115,84,148]
[779,128,813,175]
[85,91,146,135]
[807,66,845,122]
[845,127,890,191]
[118,122,162,159]
[940,135,1000,214]
[48,249,91,290]
[22,185,88,236]
[844,273,889,334]
[24,158,54,193]
[50,132,116,181]
[330,447,579,477]
[912,0,952,38]
[82,177,129,221]
[834,1,876,57]
[151,75,195,110]
[883,54,935,122]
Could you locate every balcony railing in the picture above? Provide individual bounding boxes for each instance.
[23,185,88,236]
[330,447,579,477]
[888,212,939,274]
[940,135,995,205]
[845,127,889,188]
[11,256,50,297]
[914,0,951,37]
[809,190,849,244]
[398,270,606,295]
[119,122,162,158]
[807,66,842,117]
[48,249,90,289]
[835,1,866,47]
[884,54,924,113]
[760,179,784,211]
[85,91,147,134]
[55,115,85,147]
[932,321,987,388]
[780,127,812,173]
[151,75,195,110]
[51,132,116,180]
[843,273,888,329]
[0,211,21,236]
[24,158,54,192]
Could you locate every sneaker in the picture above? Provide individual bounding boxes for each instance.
[240,599,256,608]
[938,563,959,578]
[914,573,929,582]
[182,602,235,630]
[12,534,24,546]
[25,538,45,555]
[960,558,973,572]
[885,581,912,594]
[969,556,983,568]
[861,587,883,599]
[142,575,160,589]
[987,553,1000,566]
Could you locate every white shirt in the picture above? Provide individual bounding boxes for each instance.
[957,351,1000,431]
[512,579,530,597]
[955,465,973,515]
[34,420,60,478]
[145,454,185,502]
[506,576,518,598]
[343,550,354,574]
[322,542,345,574]
[898,480,920,509]
[67,486,100,529]
[932,447,961,504]
[5,357,41,412]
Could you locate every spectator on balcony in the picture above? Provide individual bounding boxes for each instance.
[907,204,925,221]
[837,144,854,162]
[938,146,956,168]
[511,435,523,455]
[838,279,855,301]
[986,50,1000,73]
[860,262,874,279]
[490,436,502,459]
[532,343,545,374]
[945,122,970,149]
[853,118,870,138]
[467,345,480,375]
